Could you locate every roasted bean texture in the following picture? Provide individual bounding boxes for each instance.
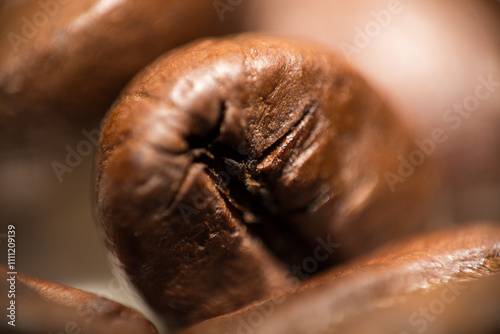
[1,2,499,333]
[181,223,500,334]
[96,34,437,329]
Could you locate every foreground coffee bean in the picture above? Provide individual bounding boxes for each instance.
[181,223,500,334]
[339,273,500,334]
[0,266,157,334]
[96,34,437,329]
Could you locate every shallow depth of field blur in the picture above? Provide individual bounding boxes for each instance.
[0,0,499,332]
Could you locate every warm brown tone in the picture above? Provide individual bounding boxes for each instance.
[181,223,500,334]
[0,266,158,334]
[96,34,436,329]
[0,0,235,147]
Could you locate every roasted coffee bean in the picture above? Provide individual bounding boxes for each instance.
[0,266,157,334]
[0,0,236,149]
[96,34,437,329]
[338,274,500,334]
[180,223,500,334]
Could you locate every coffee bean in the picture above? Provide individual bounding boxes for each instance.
[0,265,158,334]
[180,223,500,334]
[96,34,437,329]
